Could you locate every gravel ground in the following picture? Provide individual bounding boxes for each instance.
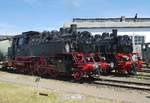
[0,71,150,103]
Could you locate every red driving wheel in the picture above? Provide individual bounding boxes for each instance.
[73,71,82,80]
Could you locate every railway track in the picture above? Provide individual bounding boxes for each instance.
[0,67,150,91]
[107,70,150,80]
[138,68,150,73]
[92,77,150,91]
[133,74,150,80]
[136,73,150,77]
[133,71,150,80]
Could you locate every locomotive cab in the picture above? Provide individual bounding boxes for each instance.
[54,54,75,73]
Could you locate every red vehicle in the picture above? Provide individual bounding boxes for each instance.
[132,52,144,71]
[112,52,144,74]
[113,53,136,74]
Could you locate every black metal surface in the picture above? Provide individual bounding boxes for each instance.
[94,29,133,54]
[142,43,150,67]
[8,26,133,62]
[8,24,95,58]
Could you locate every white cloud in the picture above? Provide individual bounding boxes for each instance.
[0,23,21,35]
[71,0,81,7]
[64,0,82,7]
[0,23,58,35]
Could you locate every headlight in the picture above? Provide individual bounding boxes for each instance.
[93,63,99,69]
[110,62,114,68]
[72,68,75,71]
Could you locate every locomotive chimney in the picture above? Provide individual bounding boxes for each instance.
[70,24,77,33]
[60,27,66,34]
[112,29,117,38]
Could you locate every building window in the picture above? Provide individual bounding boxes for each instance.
[132,35,145,45]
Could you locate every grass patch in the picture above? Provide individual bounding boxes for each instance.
[0,82,58,103]
[0,80,124,103]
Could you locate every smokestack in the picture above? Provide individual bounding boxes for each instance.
[59,27,66,34]
[112,29,117,38]
[70,24,77,33]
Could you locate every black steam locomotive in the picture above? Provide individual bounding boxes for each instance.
[4,24,110,80]
[94,29,143,75]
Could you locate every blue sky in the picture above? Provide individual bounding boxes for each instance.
[0,0,150,35]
